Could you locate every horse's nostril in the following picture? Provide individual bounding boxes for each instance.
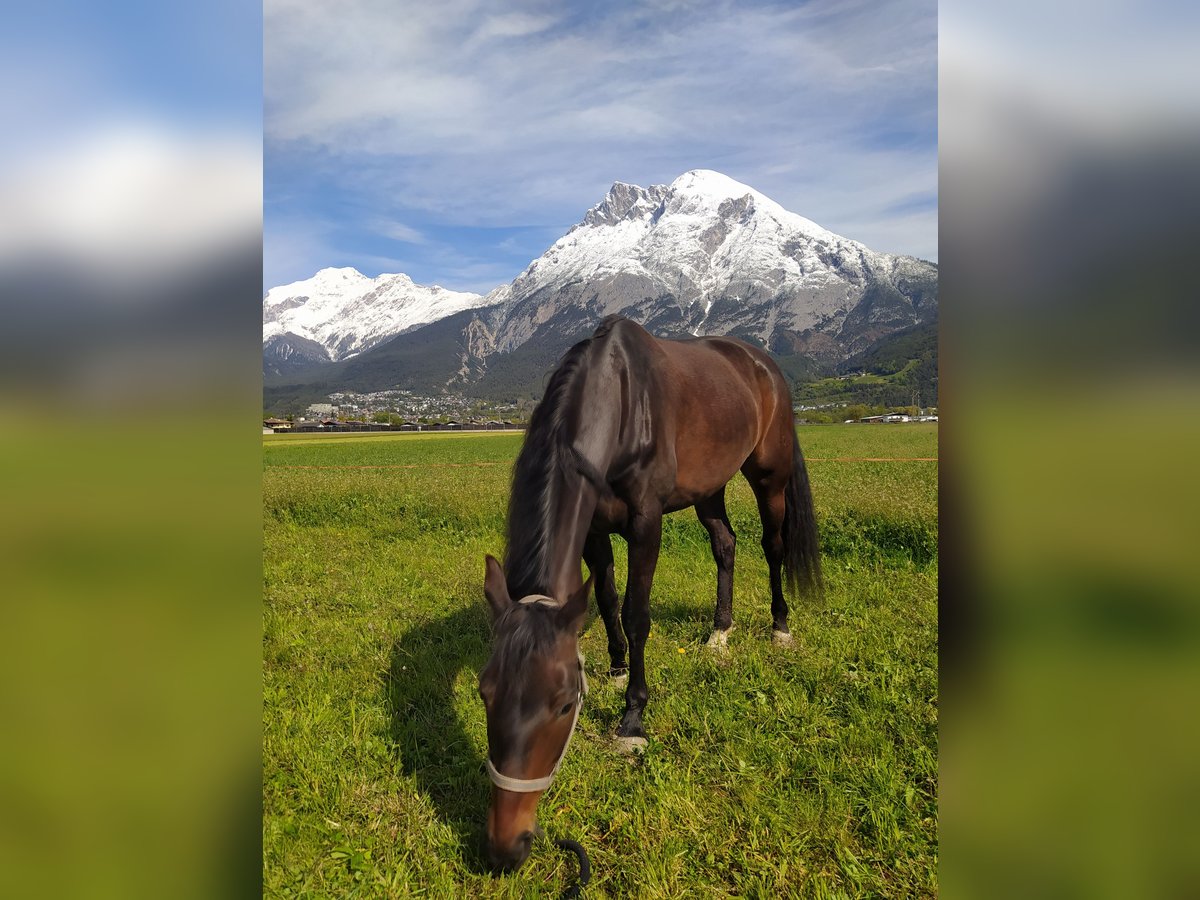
[487,832,534,873]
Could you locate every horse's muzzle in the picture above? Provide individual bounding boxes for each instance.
[487,829,534,872]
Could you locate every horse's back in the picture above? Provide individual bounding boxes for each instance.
[594,317,785,412]
[588,318,791,508]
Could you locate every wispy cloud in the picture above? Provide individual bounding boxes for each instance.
[375,220,427,245]
[265,0,936,288]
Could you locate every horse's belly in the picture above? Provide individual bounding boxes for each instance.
[663,473,739,512]
[662,491,710,515]
[666,412,758,506]
[663,445,752,510]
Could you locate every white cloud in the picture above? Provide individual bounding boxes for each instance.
[266,0,936,274]
[376,221,427,245]
[465,11,560,49]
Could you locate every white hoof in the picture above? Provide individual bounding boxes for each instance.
[772,630,793,646]
[614,735,648,755]
[609,671,629,688]
[706,628,733,651]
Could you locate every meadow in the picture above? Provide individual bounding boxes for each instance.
[263,424,938,898]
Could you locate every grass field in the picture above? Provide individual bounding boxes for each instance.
[263,424,938,898]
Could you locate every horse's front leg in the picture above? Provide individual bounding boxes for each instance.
[583,532,626,677]
[617,509,662,747]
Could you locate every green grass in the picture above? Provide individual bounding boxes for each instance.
[264,431,525,468]
[263,424,938,897]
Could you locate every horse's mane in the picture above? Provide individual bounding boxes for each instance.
[504,319,618,598]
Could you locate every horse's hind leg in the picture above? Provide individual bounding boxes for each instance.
[583,532,627,677]
[696,489,737,650]
[754,487,793,645]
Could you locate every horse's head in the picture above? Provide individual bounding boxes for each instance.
[478,555,591,871]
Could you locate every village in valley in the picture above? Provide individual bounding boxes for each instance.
[263,389,937,433]
[263,389,531,433]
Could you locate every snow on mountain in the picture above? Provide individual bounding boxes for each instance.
[262,170,937,400]
[262,266,488,363]
[478,169,937,359]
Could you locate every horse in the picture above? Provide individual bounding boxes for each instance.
[477,315,822,870]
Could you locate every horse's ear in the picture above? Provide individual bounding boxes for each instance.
[556,575,592,634]
[483,555,511,621]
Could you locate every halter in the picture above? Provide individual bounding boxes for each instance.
[485,594,589,794]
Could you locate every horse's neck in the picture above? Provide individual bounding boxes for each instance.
[512,344,622,602]
[544,470,599,601]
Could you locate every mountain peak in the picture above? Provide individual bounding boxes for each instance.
[263,267,487,364]
[314,266,367,278]
[668,169,756,200]
[578,170,796,231]
[664,169,799,221]
[494,168,937,353]
[580,180,668,228]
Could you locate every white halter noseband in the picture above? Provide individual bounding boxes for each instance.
[485,594,588,794]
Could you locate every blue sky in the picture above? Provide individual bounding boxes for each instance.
[265,0,936,294]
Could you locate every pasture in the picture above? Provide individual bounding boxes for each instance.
[263,424,938,897]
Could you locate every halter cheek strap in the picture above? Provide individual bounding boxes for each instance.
[486,594,588,794]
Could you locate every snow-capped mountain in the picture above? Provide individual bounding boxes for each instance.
[474,169,936,362]
[264,170,937,405]
[262,267,487,374]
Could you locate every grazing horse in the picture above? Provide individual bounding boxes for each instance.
[478,316,821,870]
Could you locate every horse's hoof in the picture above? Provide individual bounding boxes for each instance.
[609,670,629,688]
[706,627,733,651]
[771,630,793,646]
[614,735,648,755]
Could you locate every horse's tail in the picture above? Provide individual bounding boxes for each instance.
[783,426,823,599]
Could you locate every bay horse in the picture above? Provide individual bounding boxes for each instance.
[478,316,821,870]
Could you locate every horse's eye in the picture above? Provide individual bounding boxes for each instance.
[559,702,573,716]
